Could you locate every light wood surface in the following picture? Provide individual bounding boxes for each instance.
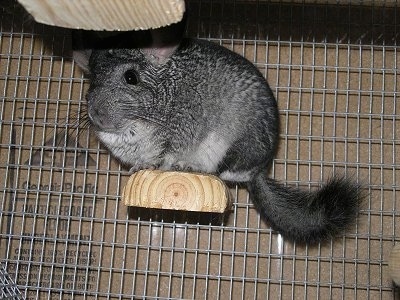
[17,0,185,31]
[122,170,231,213]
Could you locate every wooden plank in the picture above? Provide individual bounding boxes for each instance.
[17,0,185,31]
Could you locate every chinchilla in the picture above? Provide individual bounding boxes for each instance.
[73,27,363,244]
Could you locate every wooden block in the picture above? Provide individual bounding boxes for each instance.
[389,244,400,286]
[17,0,185,31]
[122,170,231,213]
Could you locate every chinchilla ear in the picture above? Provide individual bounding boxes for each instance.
[141,15,186,64]
[73,49,92,74]
[71,30,95,74]
[141,43,179,64]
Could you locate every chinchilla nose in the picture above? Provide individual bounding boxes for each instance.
[88,106,118,130]
[86,93,120,131]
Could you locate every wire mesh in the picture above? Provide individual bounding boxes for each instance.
[0,0,399,299]
[0,262,24,299]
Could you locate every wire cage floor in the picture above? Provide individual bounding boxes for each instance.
[0,0,399,299]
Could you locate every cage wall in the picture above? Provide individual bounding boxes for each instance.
[0,0,399,299]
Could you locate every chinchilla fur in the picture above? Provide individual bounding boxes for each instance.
[74,32,363,244]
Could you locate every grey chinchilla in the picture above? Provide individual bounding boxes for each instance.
[73,29,363,244]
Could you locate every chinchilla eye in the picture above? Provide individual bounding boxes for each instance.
[124,69,138,85]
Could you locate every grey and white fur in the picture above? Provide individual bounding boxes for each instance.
[74,30,362,244]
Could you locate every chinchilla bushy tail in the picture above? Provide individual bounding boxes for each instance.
[247,172,363,244]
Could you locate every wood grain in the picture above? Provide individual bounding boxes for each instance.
[122,170,231,213]
[17,0,185,31]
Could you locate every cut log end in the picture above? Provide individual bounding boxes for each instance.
[122,170,231,213]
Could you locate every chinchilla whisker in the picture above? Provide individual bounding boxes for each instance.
[127,113,167,128]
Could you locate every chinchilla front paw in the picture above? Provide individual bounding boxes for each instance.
[128,163,160,174]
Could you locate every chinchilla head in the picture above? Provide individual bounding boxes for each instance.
[72,20,186,133]
[84,47,180,132]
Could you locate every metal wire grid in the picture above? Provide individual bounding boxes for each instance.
[0,262,24,299]
[0,0,399,299]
